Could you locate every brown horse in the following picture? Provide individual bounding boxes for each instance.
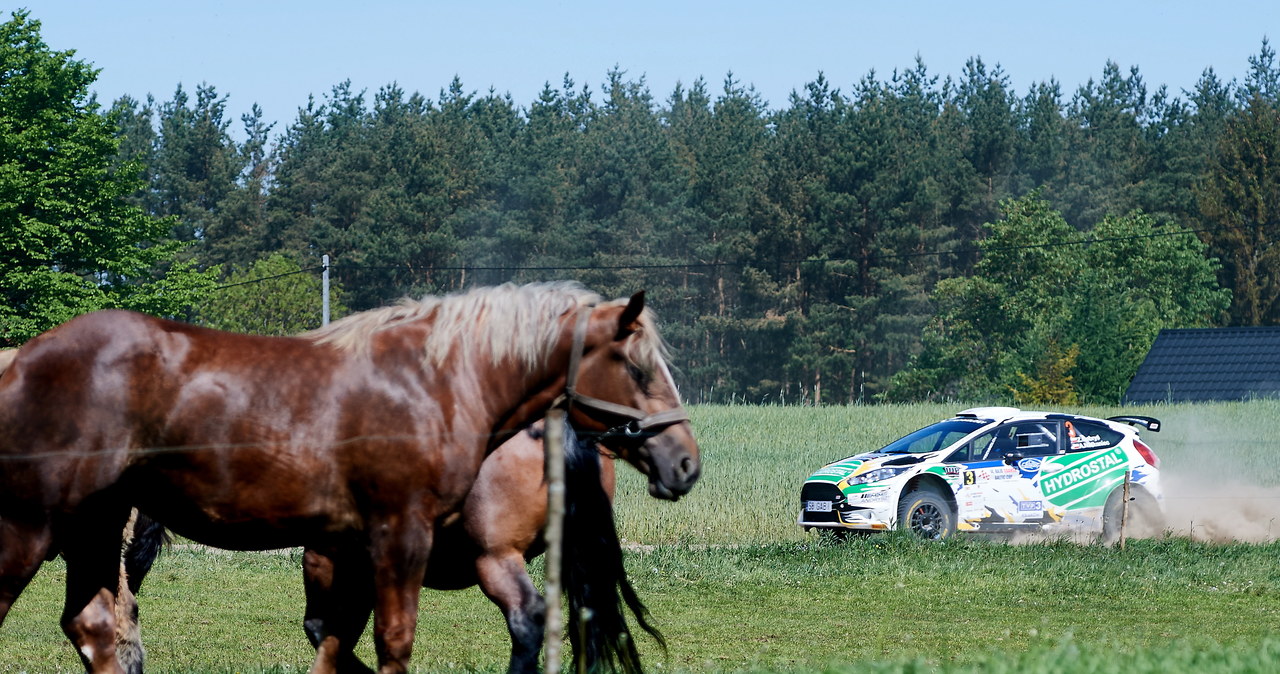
[0,282,699,673]
[0,352,651,674]
[119,422,657,674]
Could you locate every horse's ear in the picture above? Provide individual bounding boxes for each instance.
[616,291,646,339]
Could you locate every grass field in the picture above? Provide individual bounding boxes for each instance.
[2,402,1278,672]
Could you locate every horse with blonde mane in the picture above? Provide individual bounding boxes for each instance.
[0,282,699,673]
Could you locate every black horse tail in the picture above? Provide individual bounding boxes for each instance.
[562,425,666,674]
[123,510,171,595]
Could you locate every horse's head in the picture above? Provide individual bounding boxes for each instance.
[562,292,700,501]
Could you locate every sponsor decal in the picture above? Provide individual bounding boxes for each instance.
[814,464,858,478]
[809,459,865,483]
[1018,500,1044,512]
[1070,434,1110,450]
[857,490,891,502]
[1040,448,1126,498]
[1017,457,1043,473]
[945,465,962,477]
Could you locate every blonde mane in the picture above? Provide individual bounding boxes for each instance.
[304,282,669,374]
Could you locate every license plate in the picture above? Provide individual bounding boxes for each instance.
[806,500,833,512]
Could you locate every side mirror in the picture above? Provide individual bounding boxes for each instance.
[1002,452,1024,465]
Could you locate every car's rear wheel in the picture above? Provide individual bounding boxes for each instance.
[1102,486,1164,544]
[897,489,956,540]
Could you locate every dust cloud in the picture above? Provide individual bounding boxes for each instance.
[1152,406,1280,543]
[1159,473,1280,543]
[983,407,1280,545]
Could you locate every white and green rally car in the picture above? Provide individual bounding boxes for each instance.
[799,407,1164,540]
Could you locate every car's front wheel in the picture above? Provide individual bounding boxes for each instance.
[897,488,956,540]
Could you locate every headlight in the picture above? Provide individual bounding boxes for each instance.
[846,467,907,486]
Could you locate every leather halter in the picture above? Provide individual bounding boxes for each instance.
[557,305,689,440]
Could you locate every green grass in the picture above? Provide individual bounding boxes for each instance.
[5,536,1278,672]
[2,401,1279,671]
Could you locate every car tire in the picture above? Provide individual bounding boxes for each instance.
[1102,486,1164,544]
[897,488,956,541]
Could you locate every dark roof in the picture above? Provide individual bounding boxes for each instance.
[1124,327,1280,404]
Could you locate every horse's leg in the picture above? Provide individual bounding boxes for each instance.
[59,507,131,674]
[303,547,374,674]
[117,510,168,674]
[114,511,144,674]
[475,552,545,674]
[367,520,431,674]
[113,560,143,674]
[0,515,53,628]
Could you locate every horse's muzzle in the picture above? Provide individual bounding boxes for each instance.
[647,445,700,501]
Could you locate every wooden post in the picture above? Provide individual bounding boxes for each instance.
[1120,470,1131,551]
[543,410,567,674]
[321,254,331,326]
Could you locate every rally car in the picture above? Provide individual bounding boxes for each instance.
[799,407,1164,540]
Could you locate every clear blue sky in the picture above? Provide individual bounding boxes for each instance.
[15,1,1279,135]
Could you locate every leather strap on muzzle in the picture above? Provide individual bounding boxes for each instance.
[557,305,689,439]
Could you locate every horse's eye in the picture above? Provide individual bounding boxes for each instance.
[626,362,652,388]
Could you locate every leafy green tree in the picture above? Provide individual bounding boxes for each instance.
[0,11,216,344]
[1057,211,1226,399]
[885,195,1226,403]
[198,253,345,335]
[884,195,1081,401]
[1009,338,1080,406]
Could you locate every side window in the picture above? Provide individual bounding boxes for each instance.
[969,428,1012,461]
[946,437,976,463]
[1011,421,1061,457]
[1064,420,1123,452]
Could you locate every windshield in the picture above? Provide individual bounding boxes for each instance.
[878,419,987,455]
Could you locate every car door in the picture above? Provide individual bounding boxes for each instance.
[947,421,1062,529]
[1000,420,1064,524]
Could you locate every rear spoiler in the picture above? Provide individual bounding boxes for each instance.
[1107,415,1161,432]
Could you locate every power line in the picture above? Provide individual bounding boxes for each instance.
[329,223,1222,274]
[197,220,1244,289]
[1,221,1249,292]
[207,263,322,290]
